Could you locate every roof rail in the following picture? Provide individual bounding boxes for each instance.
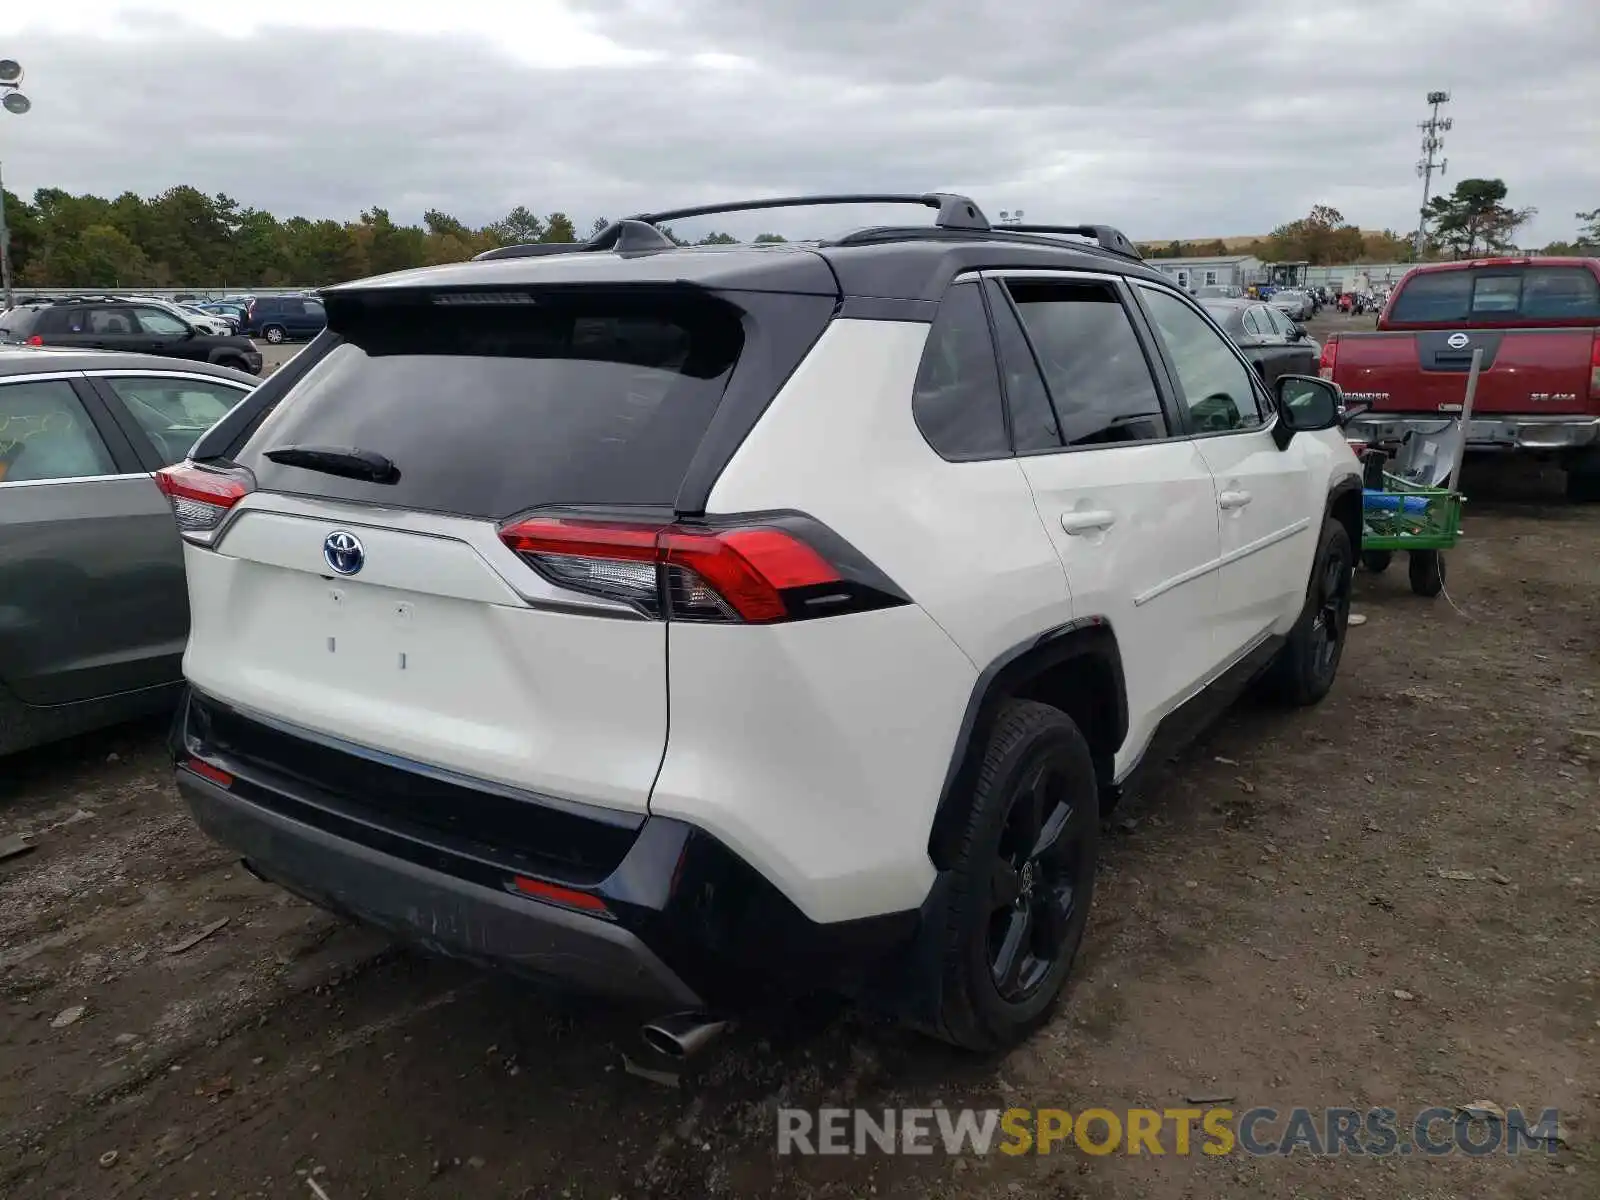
[472,192,993,261]
[624,193,991,232]
[1002,224,1143,259]
[472,242,593,262]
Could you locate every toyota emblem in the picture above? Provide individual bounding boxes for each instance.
[1446,332,1470,350]
[323,530,365,576]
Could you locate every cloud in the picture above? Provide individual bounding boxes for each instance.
[3,0,1596,245]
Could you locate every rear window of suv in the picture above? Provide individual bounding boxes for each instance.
[1388,265,1600,323]
[235,289,745,519]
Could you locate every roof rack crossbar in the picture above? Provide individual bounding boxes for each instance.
[629,192,991,233]
[1003,224,1142,259]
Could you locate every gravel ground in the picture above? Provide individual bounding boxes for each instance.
[2,316,1596,1199]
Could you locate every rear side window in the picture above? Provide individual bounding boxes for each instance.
[0,379,117,483]
[104,376,251,467]
[235,290,745,519]
[1006,280,1168,446]
[34,307,79,335]
[911,282,1009,460]
[1389,266,1600,322]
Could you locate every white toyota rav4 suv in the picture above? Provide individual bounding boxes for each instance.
[160,194,1362,1054]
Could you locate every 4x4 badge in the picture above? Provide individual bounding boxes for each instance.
[323,531,364,576]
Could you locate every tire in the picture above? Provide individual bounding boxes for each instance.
[1408,550,1445,597]
[1264,517,1354,707]
[262,325,287,345]
[921,700,1099,1052]
[1361,550,1392,573]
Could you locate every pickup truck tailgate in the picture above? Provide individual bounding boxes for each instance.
[1334,329,1595,415]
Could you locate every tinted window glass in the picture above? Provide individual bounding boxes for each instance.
[0,379,116,482]
[89,308,136,334]
[236,291,745,518]
[911,282,1009,460]
[33,307,78,335]
[1240,308,1264,336]
[134,307,191,335]
[1389,266,1600,322]
[105,376,251,467]
[1006,280,1167,446]
[1140,287,1263,432]
[986,284,1060,452]
[1264,305,1295,337]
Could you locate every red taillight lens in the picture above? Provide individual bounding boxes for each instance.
[185,756,234,788]
[154,462,254,540]
[1589,331,1600,400]
[511,876,610,916]
[499,516,866,624]
[1318,338,1337,381]
[25,335,43,346]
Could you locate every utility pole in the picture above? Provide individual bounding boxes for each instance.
[0,57,32,311]
[1414,90,1451,260]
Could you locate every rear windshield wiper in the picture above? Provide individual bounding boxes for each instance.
[262,444,400,484]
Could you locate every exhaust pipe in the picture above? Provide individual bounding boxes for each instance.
[640,1011,728,1060]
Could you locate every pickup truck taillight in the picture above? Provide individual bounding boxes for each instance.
[1590,331,1600,401]
[1319,339,1336,380]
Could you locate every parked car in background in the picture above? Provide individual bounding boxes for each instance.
[1269,289,1314,322]
[240,294,327,344]
[0,350,258,754]
[0,298,262,375]
[1327,256,1600,501]
[185,302,243,332]
[178,303,237,334]
[1202,298,1320,390]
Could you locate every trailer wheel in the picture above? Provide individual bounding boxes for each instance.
[1408,550,1445,597]
[1361,550,1392,574]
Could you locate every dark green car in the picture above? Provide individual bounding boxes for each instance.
[0,348,257,754]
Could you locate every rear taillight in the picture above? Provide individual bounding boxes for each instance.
[154,462,254,543]
[25,335,42,346]
[1318,338,1337,381]
[498,515,907,624]
[1589,331,1600,400]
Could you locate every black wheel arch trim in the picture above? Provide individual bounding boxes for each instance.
[926,617,1127,870]
[1325,471,1363,549]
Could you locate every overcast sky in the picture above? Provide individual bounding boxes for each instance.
[4,0,1597,246]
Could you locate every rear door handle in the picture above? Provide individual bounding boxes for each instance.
[1060,509,1116,535]
[1218,490,1253,510]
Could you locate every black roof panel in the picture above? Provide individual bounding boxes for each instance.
[324,226,1172,306]
[325,243,841,298]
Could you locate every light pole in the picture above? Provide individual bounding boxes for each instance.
[0,58,31,311]
[1414,90,1451,260]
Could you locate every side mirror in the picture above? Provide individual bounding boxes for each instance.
[1289,324,1307,341]
[1272,375,1341,450]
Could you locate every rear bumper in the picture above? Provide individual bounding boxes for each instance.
[179,771,702,1008]
[170,689,919,1009]
[1344,412,1600,453]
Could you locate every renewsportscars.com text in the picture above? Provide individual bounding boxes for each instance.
[776,1106,1564,1158]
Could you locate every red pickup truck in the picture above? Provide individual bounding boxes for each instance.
[1322,257,1600,501]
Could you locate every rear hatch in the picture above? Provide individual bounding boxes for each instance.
[1342,263,1600,416]
[172,278,835,815]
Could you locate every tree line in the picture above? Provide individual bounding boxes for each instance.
[1,179,1593,290]
[0,185,786,289]
[1143,180,1596,265]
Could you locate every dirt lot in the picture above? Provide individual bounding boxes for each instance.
[3,394,1598,1197]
